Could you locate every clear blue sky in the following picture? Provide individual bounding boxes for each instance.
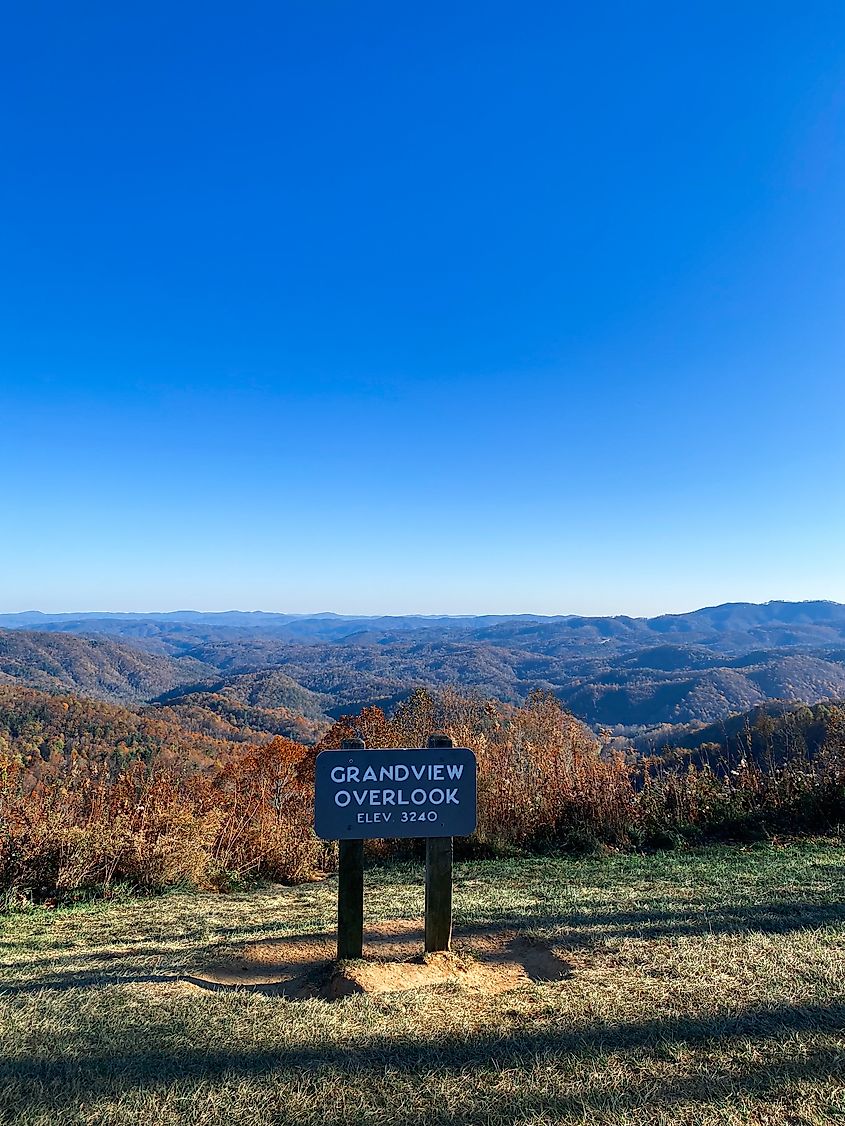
[2,2,844,616]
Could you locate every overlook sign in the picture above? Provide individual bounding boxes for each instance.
[315,737,476,960]
[315,747,477,840]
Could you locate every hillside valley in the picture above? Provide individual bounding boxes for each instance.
[0,628,216,704]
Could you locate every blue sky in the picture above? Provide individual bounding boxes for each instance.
[2,2,845,616]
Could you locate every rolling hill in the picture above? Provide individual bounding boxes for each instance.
[150,669,332,743]
[0,684,252,779]
[0,629,217,705]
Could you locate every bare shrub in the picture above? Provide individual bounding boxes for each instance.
[213,736,329,883]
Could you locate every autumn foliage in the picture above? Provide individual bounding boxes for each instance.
[2,685,845,904]
[316,688,845,854]
[0,731,325,904]
[0,687,326,902]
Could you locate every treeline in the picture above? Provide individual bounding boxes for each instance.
[151,696,323,746]
[657,699,845,764]
[1,686,844,905]
[0,686,243,781]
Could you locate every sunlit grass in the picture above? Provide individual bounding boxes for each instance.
[1,841,844,1125]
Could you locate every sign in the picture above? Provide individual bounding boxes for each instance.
[315,746,477,840]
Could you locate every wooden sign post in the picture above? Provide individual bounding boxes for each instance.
[315,736,477,963]
[336,738,365,960]
[424,734,454,952]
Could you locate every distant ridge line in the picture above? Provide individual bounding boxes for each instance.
[1,599,843,627]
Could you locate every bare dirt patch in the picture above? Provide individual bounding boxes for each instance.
[190,918,572,1000]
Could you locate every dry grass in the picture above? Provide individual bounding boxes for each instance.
[0,737,326,899]
[1,841,844,1125]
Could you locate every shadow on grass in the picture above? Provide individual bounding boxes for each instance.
[2,895,842,997]
[208,894,845,946]
[479,898,845,942]
[0,928,573,998]
[1,999,843,1121]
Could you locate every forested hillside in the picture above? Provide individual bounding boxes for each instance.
[0,685,246,783]
[0,629,215,704]
[655,698,845,765]
[559,649,845,731]
[152,669,332,743]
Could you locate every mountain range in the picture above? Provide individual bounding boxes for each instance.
[3,600,845,742]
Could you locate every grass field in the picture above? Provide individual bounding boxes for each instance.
[1,841,844,1125]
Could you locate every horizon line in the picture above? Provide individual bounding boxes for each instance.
[1,597,843,623]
